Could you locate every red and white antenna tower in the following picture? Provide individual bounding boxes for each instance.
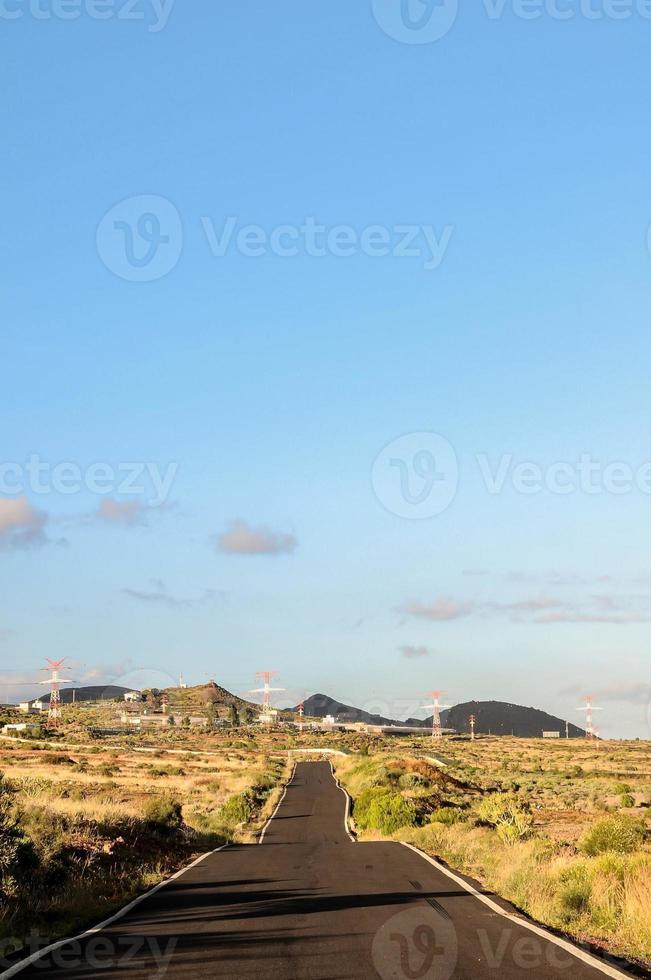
[250,671,285,723]
[577,695,602,739]
[469,714,476,741]
[40,658,74,729]
[297,702,305,731]
[424,690,451,740]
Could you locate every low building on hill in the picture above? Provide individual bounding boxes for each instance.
[3,723,41,735]
[18,702,39,715]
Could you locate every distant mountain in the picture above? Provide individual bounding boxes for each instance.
[298,694,585,738]
[31,681,261,714]
[442,701,585,738]
[298,694,428,728]
[30,685,138,706]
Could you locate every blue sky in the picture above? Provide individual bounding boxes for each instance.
[2,1,651,737]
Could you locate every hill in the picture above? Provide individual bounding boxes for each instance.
[162,680,257,712]
[32,681,261,717]
[442,700,585,738]
[299,694,585,738]
[31,685,138,705]
[299,693,428,728]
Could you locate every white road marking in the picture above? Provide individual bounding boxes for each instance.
[258,763,297,844]
[400,842,634,980]
[0,845,230,979]
[329,762,356,841]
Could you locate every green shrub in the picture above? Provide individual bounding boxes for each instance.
[430,807,465,826]
[399,773,426,790]
[143,796,183,830]
[219,792,254,828]
[556,864,592,920]
[475,793,533,844]
[354,787,417,834]
[0,781,37,896]
[253,773,276,794]
[612,782,631,795]
[578,815,645,856]
[620,794,635,809]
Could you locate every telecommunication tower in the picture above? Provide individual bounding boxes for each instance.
[40,659,74,729]
[424,690,451,740]
[577,696,602,739]
[469,714,476,741]
[250,671,284,724]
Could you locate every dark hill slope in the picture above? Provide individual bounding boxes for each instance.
[299,694,585,738]
[299,693,422,728]
[31,685,137,705]
[441,701,585,738]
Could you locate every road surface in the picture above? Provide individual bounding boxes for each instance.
[9,761,634,980]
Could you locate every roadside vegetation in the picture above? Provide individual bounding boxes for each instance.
[0,734,287,955]
[335,739,651,968]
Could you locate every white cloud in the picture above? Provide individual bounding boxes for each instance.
[400,645,433,659]
[97,499,149,526]
[0,497,48,550]
[216,520,298,556]
[400,599,473,622]
[121,580,222,610]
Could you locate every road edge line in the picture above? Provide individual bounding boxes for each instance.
[329,761,355,841]
[258,762,297,844]
[399,841,634,980]
[0,844,230,980]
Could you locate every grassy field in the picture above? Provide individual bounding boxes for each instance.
[334,737,651,969]
[2,711,650,971]
[0,729,288,956]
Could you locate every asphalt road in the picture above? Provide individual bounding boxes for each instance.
[10,761,635,980]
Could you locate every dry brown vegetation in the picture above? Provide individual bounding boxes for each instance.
[335,737,651,969]
[0,732,287,955]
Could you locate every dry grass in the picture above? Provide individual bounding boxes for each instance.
[335,739,651,968]
[0,735,286,953]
